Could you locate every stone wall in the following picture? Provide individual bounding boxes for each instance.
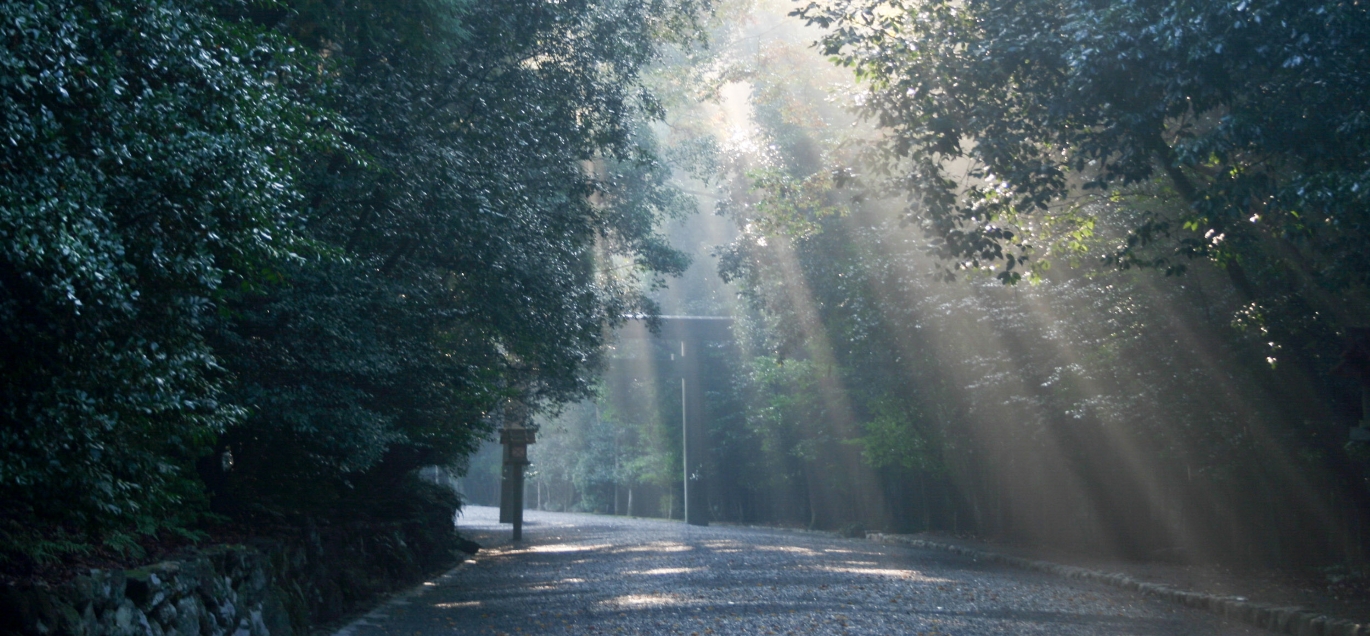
[0,519,469,636]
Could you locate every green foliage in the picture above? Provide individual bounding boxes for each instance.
[0,0,319,561]
[528,391,678,515]
[212,0,701,515]
[773,0,1370,551]
[851,400,941,473]
[747,357,825,459]
[747,167,849,238]
[796,0,1370,300]
[1,0,710,564]
[700,5,1363,552]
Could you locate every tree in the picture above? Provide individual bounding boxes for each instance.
[210,0,703,517]
[0,0,322,561]
[0,0,712,564]
[795,0,1370,322]
[695,1,1368,558]
[793,0,1370,507]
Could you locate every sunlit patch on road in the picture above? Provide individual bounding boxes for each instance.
[601,593,686,608]
[432,601,481,609]
[813,565,942,579]
[522,542,613,553]
[753,545,821,556]
[610,541,695,554]
[628,567,703,575]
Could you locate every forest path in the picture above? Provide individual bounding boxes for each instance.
[334,506,1262,635]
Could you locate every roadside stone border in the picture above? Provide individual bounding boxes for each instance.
[867,533,1367,636]
[0,546,289,636]
[1,520,469,636]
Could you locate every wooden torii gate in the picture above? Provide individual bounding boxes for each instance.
[618,315,734,526]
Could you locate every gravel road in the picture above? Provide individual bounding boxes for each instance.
[334,506,1263,636]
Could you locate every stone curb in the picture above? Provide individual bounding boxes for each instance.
[867,533,1366,636]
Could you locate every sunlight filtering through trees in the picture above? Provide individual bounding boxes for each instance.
[5,0,1370,579]
[529,0,1370,566]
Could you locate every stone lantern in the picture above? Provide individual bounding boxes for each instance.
[499,400,536,541]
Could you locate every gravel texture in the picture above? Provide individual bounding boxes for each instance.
[333,506,1264,635]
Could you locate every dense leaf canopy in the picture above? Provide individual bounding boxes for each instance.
[0,0,319,556]
[797,0,1370,308]
[213,0,699,514]
[0,0,706,563]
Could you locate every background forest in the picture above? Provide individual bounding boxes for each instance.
[497,0,1370,568]
[5,0,1370,582]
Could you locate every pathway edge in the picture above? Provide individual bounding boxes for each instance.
[329,558,477,636]
[867,533,1365,636]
